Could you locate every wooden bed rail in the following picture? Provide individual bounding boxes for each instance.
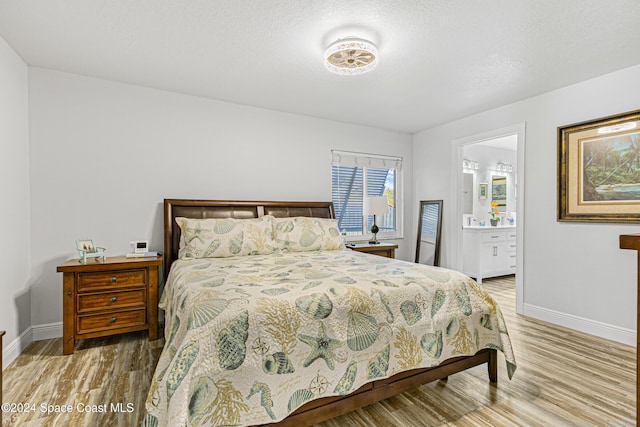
[259,348,497,427]
[619,233,640,423]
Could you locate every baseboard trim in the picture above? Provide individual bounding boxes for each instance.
[3,327,33,370]
[3,323,63,370]
[523,303,635,346]
[32,322,63,341]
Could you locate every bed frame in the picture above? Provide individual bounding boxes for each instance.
[163,198,498,427]
[619,233,640,423]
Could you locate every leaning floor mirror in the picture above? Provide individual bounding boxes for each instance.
[415,200,443,267]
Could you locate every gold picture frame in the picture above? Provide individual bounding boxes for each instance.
[479,183,488,199]
[491,175,507,211]
[558,109,640,222]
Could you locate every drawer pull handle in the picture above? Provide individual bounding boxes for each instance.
[110,277,117,282]
[110,317,116,323]
[110,297,117,303]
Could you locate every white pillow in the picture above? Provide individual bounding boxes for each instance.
[273,217,345,252]
[176,215,277,259]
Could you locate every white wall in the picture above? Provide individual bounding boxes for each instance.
[28,68,414,328]
[414,64,640,344]
[0,35,30,365]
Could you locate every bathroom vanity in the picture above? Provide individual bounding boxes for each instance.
[463,225,516,284]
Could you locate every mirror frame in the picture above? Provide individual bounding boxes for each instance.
[491,175,507,212]
[415,200,443,267]
[462,172,474,215]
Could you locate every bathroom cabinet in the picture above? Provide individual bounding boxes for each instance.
[463,226,516,284]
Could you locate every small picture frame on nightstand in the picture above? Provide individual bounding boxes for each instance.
[76,239,95,253]
[76,239,106,262]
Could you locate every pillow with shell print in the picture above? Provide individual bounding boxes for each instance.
[273,217,346,252]
[176,215,277,259]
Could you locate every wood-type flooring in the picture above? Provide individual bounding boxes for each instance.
[1,275,635,426]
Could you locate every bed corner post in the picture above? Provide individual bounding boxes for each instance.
[163,199,173,280]
[488,348,498,383]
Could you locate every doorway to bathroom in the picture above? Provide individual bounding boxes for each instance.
[452,123,525,314]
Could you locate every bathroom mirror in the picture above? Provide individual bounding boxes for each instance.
[491,175,507,212]
[415,200,443,267]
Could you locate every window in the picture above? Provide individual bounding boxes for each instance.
[331,150,403,240]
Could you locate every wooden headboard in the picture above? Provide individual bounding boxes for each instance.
[163,199,335,277]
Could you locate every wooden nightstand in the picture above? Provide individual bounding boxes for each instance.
[349,243,398,258]
[56,256,162,355]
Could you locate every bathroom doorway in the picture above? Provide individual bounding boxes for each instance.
[451,123,525,314]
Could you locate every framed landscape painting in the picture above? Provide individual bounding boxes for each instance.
[558,109,640,222]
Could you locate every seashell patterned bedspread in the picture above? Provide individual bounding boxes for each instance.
[143,249,516,427]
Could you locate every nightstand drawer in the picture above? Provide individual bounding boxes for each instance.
[77,289,146,313]
[77,308,146,334]
[77,269,145,292]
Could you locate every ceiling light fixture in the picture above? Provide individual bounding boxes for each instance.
[324,37,378,75]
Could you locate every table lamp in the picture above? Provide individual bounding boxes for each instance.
[366,196,388,244]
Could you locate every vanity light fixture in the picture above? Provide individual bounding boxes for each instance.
[325,38,378,75]
[497,162,513,172]
[463,159,479,170]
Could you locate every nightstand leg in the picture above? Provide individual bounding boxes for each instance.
[148,267,158,340]
[62,273,76,355]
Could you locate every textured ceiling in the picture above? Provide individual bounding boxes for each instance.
[1,0,639,133]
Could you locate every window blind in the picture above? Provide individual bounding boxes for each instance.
[331,150,401,235]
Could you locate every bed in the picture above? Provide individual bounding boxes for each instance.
[143,199,516,427]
